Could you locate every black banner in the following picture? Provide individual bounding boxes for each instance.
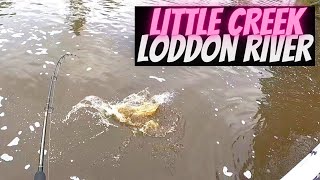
[135,6,315,66]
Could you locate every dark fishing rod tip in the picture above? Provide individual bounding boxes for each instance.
[34,171,46,180]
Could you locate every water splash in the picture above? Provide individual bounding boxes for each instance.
[63,88,178,137]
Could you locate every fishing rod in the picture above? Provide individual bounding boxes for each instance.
[34,53,75,180]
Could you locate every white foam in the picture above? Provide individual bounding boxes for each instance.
[241,120,246,125]
[35,48,48,55]
[26,50,32,54]
[0,29,7,34]
[216,141,220,144]
[34,122,40,128]
[11,33,24,38]
[223,166,233,177]
[244,170,252,179]
[149,76,166,82]
[0,112,5,117]
[1,154,13,162]
[35,43,42,47]
[214,108,219,112]
[7,137,20,146]
[86,67,92,71]
[24,164,30,170]
[48,30,62,35]
[6,28,13,33]
[66,74,70,76]
[56,42,61,45]
[43,64,46,68]
[18,131,22,135]
[1,126,7,130]
[21,41,27,45]
[45,61,55,65]
[70,176,80,180]
[27,33,41,41]
[29,125,35,132]
[0,39,9,43]
[151,92,174,104]
[39,30,46,35]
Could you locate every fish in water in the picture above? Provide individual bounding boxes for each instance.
[98,89,176,135]
[64,88,177,136]
[101,101,161,133]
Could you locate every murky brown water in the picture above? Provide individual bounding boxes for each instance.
[0,0,319,179]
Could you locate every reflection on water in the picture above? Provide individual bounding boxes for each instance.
[0,1,15,18]
[0,0,318,179]
[0,1,13,10]
[250,66,320,179]
[67,0,89,36]
[99,0,123,11]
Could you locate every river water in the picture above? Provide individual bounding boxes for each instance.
[0,0,319,179]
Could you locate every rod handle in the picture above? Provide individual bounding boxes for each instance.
[34,171,46,180]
